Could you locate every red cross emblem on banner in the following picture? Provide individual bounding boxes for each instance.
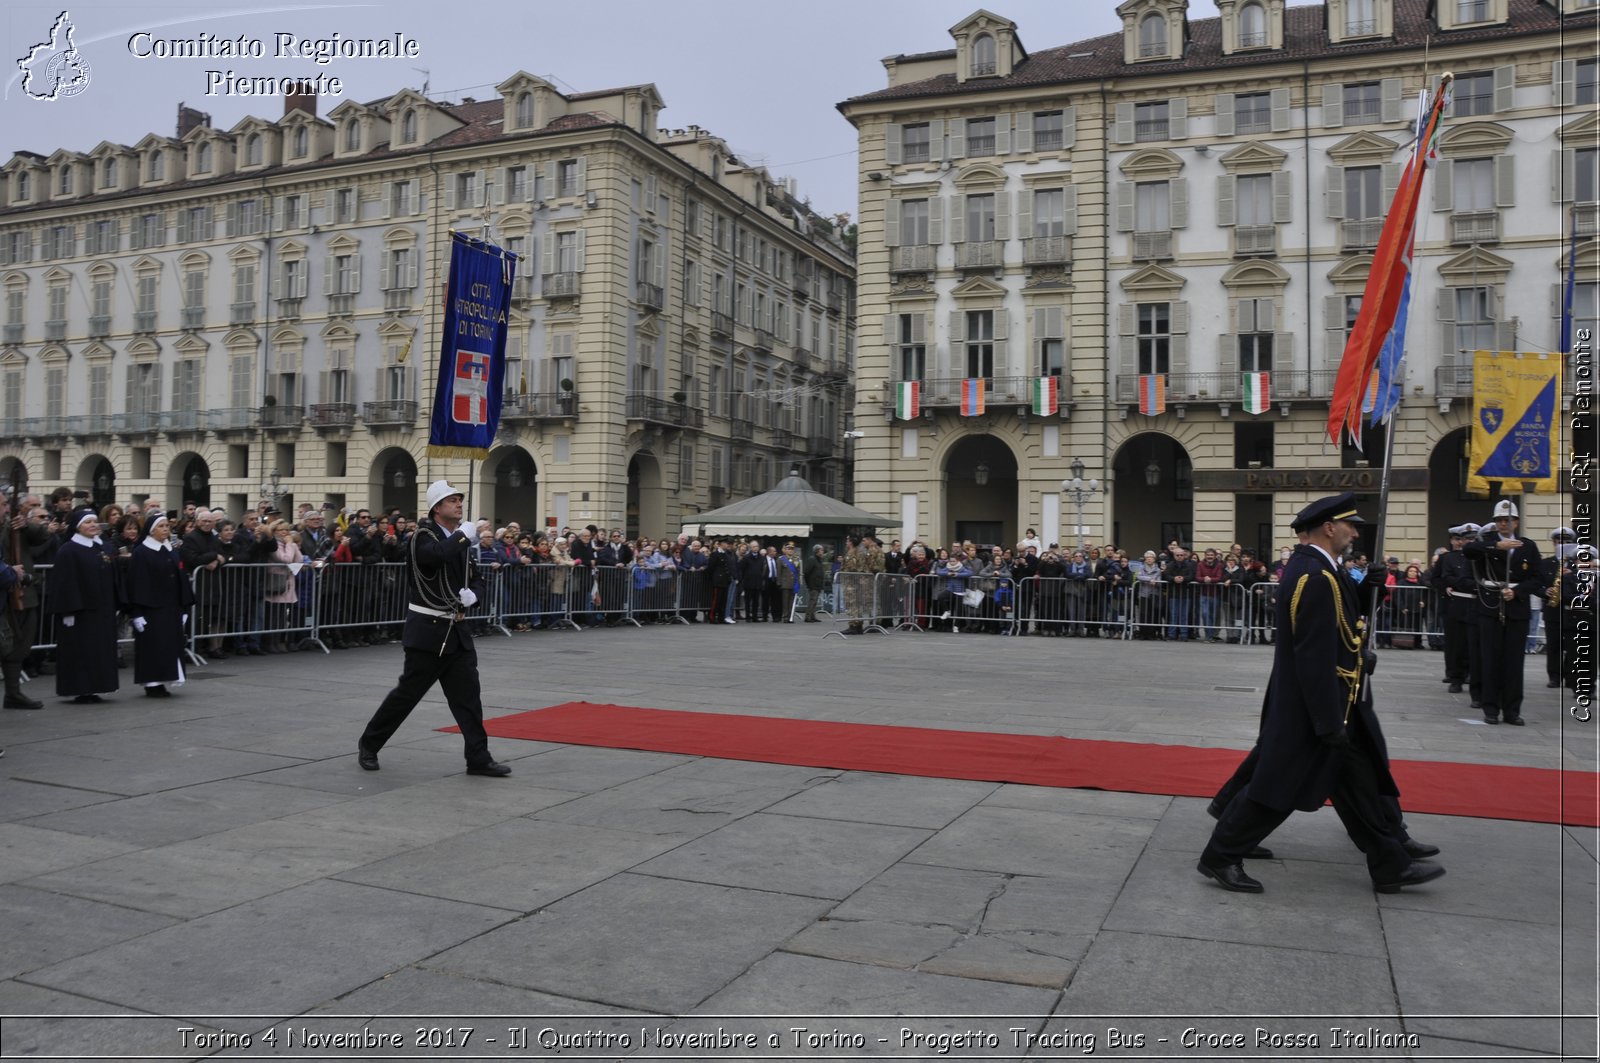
[452,348,489,425]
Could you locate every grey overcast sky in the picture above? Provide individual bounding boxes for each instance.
[2,0,1229,218]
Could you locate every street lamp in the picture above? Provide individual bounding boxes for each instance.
[259,467,284,510]
[974,462,990,486]
[1061,457,1102,550]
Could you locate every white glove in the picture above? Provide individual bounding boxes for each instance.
[62,616,75,628]
[458,588,478,608]
[181,614,188,625]
[132,617,147,633]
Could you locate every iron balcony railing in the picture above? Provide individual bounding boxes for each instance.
[2,324,23,344]
[1342,218,1382,250]
[752,328,775,352]
[309,403,356,428]
[230,302,256,325]
[277,297,303,320]
[383,289,413,312]
[133,311,158,334]
[327,294,356,316]
[1112,370,1338,405]
[1234,225,1277,256]
[502,392,579,422]
[45,320,66,341]
[1024,236,1071,265]
[891,245,935,273]
[114,411,162,433]
[711,310,733,337]
[956,241,1002,270]
[260,404,304,428]
[888,376,1035,409]
[180,307,206,330]
[364,400,418,426]
[544,272,580,298]
[730,416,754,441]
[1132,232,1172,261]
[1450,211,1500,245]
[625,394,703,429]
[161,409,205,432]
[209,407,256,431]
[637,282,664,311]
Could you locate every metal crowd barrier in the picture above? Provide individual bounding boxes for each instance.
[824,571,888,637]
[497,562,580,631]
[676,569,713,622]
[628,563,686,625]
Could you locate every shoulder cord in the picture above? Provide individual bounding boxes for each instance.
[409,524,464,612]
[1292,570,1366,725]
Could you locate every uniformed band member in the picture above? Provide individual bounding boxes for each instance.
[0,488,46,710]
[1542,528,1577,689]
[357,481,511,776]
[47,510,121,704]
[1462,500,1545,726]
[1198,493,1445,894]
[124,514,195,698]
[1430,523,1480,696]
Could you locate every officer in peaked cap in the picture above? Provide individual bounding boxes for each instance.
[1540,528,1578,689]
[1462,499,1545,725]
[356,480,512,777]
[1431,523,1481,695]
[1199,493,1443,895]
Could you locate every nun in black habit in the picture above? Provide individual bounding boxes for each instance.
[47,509,121,703]
[125,514,194,697]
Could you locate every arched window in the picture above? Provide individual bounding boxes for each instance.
[103,159,117,187]
[401,109,417,143]
[17,173,30,200]
[344,120,360,152]
[971,34,997,76]
[1239,2,1267,45]
[195,142,212,174]
[292,126,308,157]
[246,134,262,166]
[58,168,72,195]
[1139,13,1168,57]
[147,152,164,180]
[516,91,534,127]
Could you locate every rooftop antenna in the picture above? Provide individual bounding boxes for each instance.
[414,68,431,97]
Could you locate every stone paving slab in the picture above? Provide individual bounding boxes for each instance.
[0,884,176,981]
[764,771,998,829]
[22,777,352,847]
[0,822,141,884]
[904,804,1149,880]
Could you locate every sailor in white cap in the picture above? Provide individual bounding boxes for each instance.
[1462,499,1544,725]
[45,509,121,703]
[1431,521,1480,695]
[356,481,512,777]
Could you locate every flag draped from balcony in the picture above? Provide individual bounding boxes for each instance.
[1031,376,1058,416]
[428,233,517,459]
[895,380,920,420]
[1138,374,1166,416]
[960,378,986,416]
[1242,372,1270,416]
[1327,75,1451,447]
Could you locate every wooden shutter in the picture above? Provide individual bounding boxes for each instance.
[947,121,965,160]
[1554,60,1576,106]
[1273,332,1295,379]
[1169,97,1188,140]
[1063,185,1078,234]
[1170,179,1188,228]
[322,256,334,295]
[1170,301,1190,380]
[444,176,457,211]
[949,195,966,243]
[1493,65,1515,113]
[574,229,587,272]
[1380,78,1403,123]
[1494,154,1515,208]
[1433,159,1454,212]
[1114,102,1134,144]
[995,113,1011,155]
[1272,170,1293,223]
[1553,148,1575,203]
[928,120,945,162]
[994,190,1011,241]
[1013,111,1033,154]
[1216,175,1236,226]
[1271,88,1291,132]
[1115,182,1134,232]
[884,200,901,247]
[348,254,362,293]
[885,123,902,165]
[928,197,943,244]
[1382,162,1401,202]
[574,157,587,196]
[1017,188,1033,237]
[1061,106,1077,149]
[993,307,1007,368]
[1218,332,1238,383]
[1323,83,1344,128]
[1325,166,1346,218]
[543,236,557,276]
[1215,94,1235,137]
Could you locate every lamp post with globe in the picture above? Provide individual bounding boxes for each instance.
[1061,457,1102,551]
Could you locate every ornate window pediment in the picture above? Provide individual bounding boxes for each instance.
[1328,255,1374,287]
[1119,262,1186,296]
[326,234,360,255]
[1118,0,1187,63]
[222,328,259,350]
[319,321,358,342]
[126,338,161,360]
[1326,131,1400,164]
[1557,111,1600,143]
[1218,141,1287,174]
[949,11,1023,83]
[950,275,1007,300]
[1437,246,1512,281]
[173,333,209,356]
[1222,259,1291,290]
[952,162,1006,188]
[270,326,305,349]
[1119,148,1185,179]
[1436,121,1513,158]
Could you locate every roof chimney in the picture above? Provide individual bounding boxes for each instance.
[283,80,318,118]
[176,103,211,139]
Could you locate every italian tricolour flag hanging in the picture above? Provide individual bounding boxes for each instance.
[1242,372,1270,415]
[895,381,920,420]
[1032,376,1058,416]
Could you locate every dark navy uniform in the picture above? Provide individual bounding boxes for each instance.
[1463,511,1545,725]
[358,511,505,772]
[1430,532,1478,693]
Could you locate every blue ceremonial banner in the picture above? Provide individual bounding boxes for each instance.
[1467,351,1560,495]
[428,233,517,459]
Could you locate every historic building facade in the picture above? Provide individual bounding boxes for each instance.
[840,0,1594,558]
[0,75,856,534]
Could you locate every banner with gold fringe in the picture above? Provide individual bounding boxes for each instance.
[1467,350,1560,495]
[427,233,517,460]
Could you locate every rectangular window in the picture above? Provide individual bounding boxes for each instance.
[555,231,578,272]
[964,310,994,379]
[1033,189,1066,237]
[1346,0,1377,35]
[130,363,162,413]
[965,193,996,241]
[89,364,109,416]
[1454,287,1497,351]
[238,199,262,236]
[1576,148,1599,204]
[173,360,201,412]
[233,264,256,305]
[333,188,356,223]
[280,195,303,229]
[1236,173,1274,225]
[1136,303,1170,374]
[685,198,701,234]
[89,220,116,254]
[282,260,306,300]
[390,181,413,215]
[1579,59,1599,106]
[1347,166,1382,218]
[557,160,580,197]
[334,255,357,294]
[1456,0,1489,22]
[902,123,931,163]
[1235,93,1271,133]
[2,371,20,421]
[1040,338,1064,376]
[1135,101,1169,142]
[182,271,205,309]
[1134,182,1169,231]
[136,275,158,314]
[1032,111,1065,151]
[1453,157,1495,212]
[46,226,72,259]
[965,117,996,157]
[897,315,925,381]
[1454,71,1494,116]
[91,280,112,318]
[6,290,24,326]
[386,248,414,289]
[1343,82,1381,124]
[901,198,930,244]
[506,166,527,202]
[229,354,253,409]
[47,285,68,322]
[1238,332,1273,373]
[45,366,64,417]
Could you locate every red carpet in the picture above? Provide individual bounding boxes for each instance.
[460,702,1599,828]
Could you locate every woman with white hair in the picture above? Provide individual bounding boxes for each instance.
[125,513,194,696]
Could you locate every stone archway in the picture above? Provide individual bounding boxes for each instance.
[628,452,664,540]
[370,447,419,517]
[1428,427,1483,535]
[0,456,28,497]
[1111,432,1194,552]
[940,434,1019,550]
[169,452,211,510]
[483,445,538,528]
[76,454,116,509]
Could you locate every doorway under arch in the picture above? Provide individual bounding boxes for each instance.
[1112,433,1194,551]
[628,452,664,539]
[1429,427,1485,536]
[0,456,28,497]
[941,435,1018,549]
[371,447,419,517]
[77,454,116,509]
[170,453,211,511]
[484,445,538,528]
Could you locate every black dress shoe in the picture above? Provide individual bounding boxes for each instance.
[4,693,43,710]
[1374,860,1445,893]
[143,685,170,698]
[1402,839,1441,859]
[465,760,512,777]
[357,747,380,771]
[1197,861,1264,894]
[1447,684,1463,693]
[69,694,105,704]
[1483,713,1499,724]
[1247,846,1275,860]
[1503,715,1524,726]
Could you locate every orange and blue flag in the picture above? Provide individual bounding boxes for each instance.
[960,377,986,416]
[1138,374,1166,416]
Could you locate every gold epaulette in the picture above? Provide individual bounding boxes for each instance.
[1290,573,1311,634]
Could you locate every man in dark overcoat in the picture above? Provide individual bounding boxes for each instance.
[1199,494,1444,894]
[356,481,511,777]
[46,510,121,703]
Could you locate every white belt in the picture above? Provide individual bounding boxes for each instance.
[1448,590,1476,599]
[409,603,460,619]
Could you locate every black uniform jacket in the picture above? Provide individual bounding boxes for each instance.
[1246,544,1398,813]
[1463,531,1544,620]
[399,519,486,655]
